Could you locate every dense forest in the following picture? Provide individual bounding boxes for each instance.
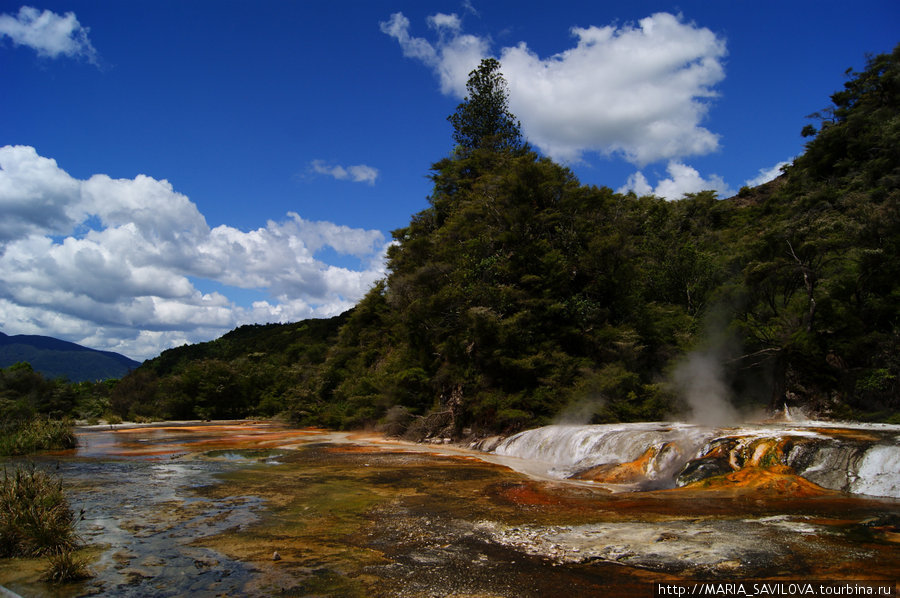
[16,46,898,437]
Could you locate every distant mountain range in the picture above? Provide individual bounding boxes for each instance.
[0,331,141,382]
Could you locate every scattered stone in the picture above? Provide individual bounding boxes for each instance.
[193,556,219,569]
[120,568,153,585]
[112,549,138,568]
[139,556,167,567]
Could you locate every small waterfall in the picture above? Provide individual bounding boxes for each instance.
[491,422,900,498]
[494,423,717,482]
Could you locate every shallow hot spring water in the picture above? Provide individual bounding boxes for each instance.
[0,420,897,597]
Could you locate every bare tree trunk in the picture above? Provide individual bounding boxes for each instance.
[787,241,817,333]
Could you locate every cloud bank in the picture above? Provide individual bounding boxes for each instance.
[381,11,726,166]
[618,161,735,200]
[0,145,389,360]
[0,5,98,63]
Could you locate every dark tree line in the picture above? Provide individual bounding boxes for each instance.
[0,362,116,423]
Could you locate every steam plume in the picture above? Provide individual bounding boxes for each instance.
[672,350,739,426]
[554,397,606,425]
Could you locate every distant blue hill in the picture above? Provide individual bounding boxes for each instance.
[0,331,141,382]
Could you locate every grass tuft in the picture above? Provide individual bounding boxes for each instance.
[0,465,80,558]
[43,546,92,583]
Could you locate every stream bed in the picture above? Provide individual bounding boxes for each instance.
[0,421,897,597]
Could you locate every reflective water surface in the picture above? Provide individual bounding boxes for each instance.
[0,421,897,597]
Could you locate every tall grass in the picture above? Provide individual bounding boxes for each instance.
[0,464,90,582]
[0,417,77,457]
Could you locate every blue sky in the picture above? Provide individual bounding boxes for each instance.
[1,0,897,361]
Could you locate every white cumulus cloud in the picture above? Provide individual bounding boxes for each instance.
[0,5,98,63]
[745,160,791,187]
[618,161,734,200]
[381,11,726,165]
[0,145,388,360]
[0,145,84,240]
[310,160,380,185]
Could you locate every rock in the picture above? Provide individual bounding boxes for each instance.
[683,465,833,496]
[470,436,504,452]
[656,532,679,542]
[676,457,733,486]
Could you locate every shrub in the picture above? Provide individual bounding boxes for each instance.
[0,417,77,457]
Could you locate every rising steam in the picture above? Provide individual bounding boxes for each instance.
[553,397,606,425]
[671,349,739,427]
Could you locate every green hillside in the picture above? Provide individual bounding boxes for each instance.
[0,332,140,382]
[110,315,347,421]
[113,47,900,433]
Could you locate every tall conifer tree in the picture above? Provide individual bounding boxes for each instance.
[447,58,524,153]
